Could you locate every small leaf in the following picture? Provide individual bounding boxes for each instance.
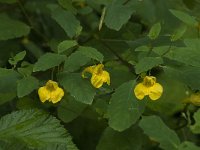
[50,6,82,38]
[33,53,66,72]
[0,15,30,40]
[148,22,161,40]
[104,0,135,30]
[9,51,26,66]
[139,115,180,150]
[57,0,77,14]
[57,40,78,54]
[17,76,39,98]
[58,73,96,104]
[169,9,198,26]
[135,57,163,74]
[108,80,145,131]
[78,46,104,62]
[64,51,91,72]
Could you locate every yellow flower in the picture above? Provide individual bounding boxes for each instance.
[38,80,64,103]
[134,76,163,100]
[82,64,110,88]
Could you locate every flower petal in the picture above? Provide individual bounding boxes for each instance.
[38,87,50,103]
[102,71,110,85]
[149,83,163,100]
[82,66,95,78]
[91,74,104,88]
[50,87,64,103]
[46,80,58,90]
[134,83,149,100]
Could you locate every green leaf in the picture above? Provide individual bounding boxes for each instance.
[64,51,91,72]
[57,0,77,14]
[78,46,104,62]
[169,9,198,26]
[17,76,39,98]
[139,115,180,150]
[96,126,145,150]
[57,40,78,54]
[50,6,82,38]
[190,109,200,134]
[58,73,96,104]
[0,109,73,148]
[178,141,200,150]
[170,24,187,42]
[9,51,26,66]
[58,96,87,123]
[104,0,135,30]
[108,80,145,131]
[135,57,163,74]
[33,53,66,72]
[0,15,30,40]
[148,22,161,40]
[160,45,200,67]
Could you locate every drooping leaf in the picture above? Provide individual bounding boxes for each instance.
[64,51,91,72]
[0,109,75,149]
[0,15,30,40]
[139,115,180,150]
[148,22,161,40]
[58,73,96,105]
[33,53,66,72]
[50,6,82,38]
[108,80,145,131]
[17,76,39,98]
[135,57,163,74]
[104,0,135,30]
[169,9,198,26]
[78,46,104,63]
[57,40,78,54]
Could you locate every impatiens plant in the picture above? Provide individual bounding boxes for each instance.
[1,0,200,150]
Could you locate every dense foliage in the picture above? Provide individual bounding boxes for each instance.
[1,0,200,149]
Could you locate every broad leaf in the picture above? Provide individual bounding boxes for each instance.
[50,6,82,38]
[108,80,145,131]
[33,53,66,72]
[58,73,96,104]
[17,76,39,98]
[0,15,30,40]
[64,51,90,72]
[0,109,74,148]
[139,115,180,150]
[104,0,135,30]
[78,46,104,63]
[135,57,163,74]
[57,40,78,54]
[170,24,187,42]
